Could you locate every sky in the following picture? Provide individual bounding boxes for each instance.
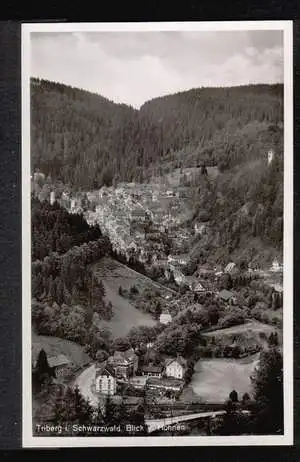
[30,29,284,109]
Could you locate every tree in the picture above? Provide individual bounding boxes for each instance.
[33,349,54,393]
[268,332,279,347]
[242,392,251,405]
[52,385,93,428]
[95,349,109,363]
[229,390,239,403]
[217,399,243,435]
[250,347,283,434]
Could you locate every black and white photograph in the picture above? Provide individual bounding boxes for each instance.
[22,21,293,447]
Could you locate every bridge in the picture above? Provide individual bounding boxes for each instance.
[145,410,226,433]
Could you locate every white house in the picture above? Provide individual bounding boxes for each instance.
[194,223,206,235]
[271,258,282,272]
[159,310,172,325]
[95,365,117,395]
[224,262,237,274]
[165,356,187,380]
[172,269,186,286]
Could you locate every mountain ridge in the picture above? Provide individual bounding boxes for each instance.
[31,77,283,265]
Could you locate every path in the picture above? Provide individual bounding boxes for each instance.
[74,364,98,407]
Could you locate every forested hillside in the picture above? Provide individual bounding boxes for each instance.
[31,78,284,261]
[32,197,103,260]
[31,78,283,188]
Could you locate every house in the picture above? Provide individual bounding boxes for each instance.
[128,376,148,390]
[271,258,282,272]
[165,356,187,380]
[141,365,163,378]
[145,377,184,398]
[159,310,172,325]
[107,348,139,380]
[47,355,72,378]
[172,269,186,286]
[95,364,117,395]
[185,277,205,293]
[224,262,237,274]
[166,190,175,197]
[194,223,206,235]
[218,289,235,303]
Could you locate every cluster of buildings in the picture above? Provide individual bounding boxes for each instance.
[81,181,196,267]
[94,348,188,400]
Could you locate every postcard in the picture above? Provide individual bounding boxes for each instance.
[22,20,293,447]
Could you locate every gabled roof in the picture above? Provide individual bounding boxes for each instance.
[224,262,237,273]
[95,363,115,379]
[165,356,187,369]
[111,348,137,363]
[47,355,71,368]
[218,289,234,301]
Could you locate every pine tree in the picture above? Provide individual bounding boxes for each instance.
[52,385,93,428]
[251,347,283,434]
[33,349,54,392]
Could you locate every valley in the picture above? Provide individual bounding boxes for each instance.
[30,79,284,437]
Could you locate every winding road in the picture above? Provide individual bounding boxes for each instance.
[74,364,98,407]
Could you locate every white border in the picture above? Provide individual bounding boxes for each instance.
[22,20,294,448]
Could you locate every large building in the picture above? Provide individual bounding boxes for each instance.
[95,364,117,395]
[107,348,139,381]
[165,356,187,380]
[141,365,163,378]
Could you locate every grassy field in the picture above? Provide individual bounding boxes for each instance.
[91,257,158,338]
[32,332,91,367]
[203,320,280,349]
[190,355,259,402]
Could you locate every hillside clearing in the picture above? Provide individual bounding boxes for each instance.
[91,257,157,338]
[204,320,277,338]
[203,320,280,349]
[32,332,91,367]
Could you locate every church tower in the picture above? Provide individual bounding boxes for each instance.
[268,149,274,165]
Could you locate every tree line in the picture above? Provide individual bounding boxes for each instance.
[32,196,103,260]
[31,78,283,190]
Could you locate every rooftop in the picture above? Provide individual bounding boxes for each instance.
[47,355,71,368]
[95,363,115,378]
[142,365,163,373]
[218,289,234,301]
[165,356,187,368]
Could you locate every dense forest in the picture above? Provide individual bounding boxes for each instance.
[31,78,283,187]
[32,196,102,260]
[31,78,284,267]
[32,199,114,356]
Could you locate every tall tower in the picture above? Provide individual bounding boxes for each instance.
[50,191,56,205]
[268,149,274,165]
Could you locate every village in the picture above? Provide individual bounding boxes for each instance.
[31,166,283,429]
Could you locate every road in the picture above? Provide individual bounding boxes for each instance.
[74,364,98,407]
